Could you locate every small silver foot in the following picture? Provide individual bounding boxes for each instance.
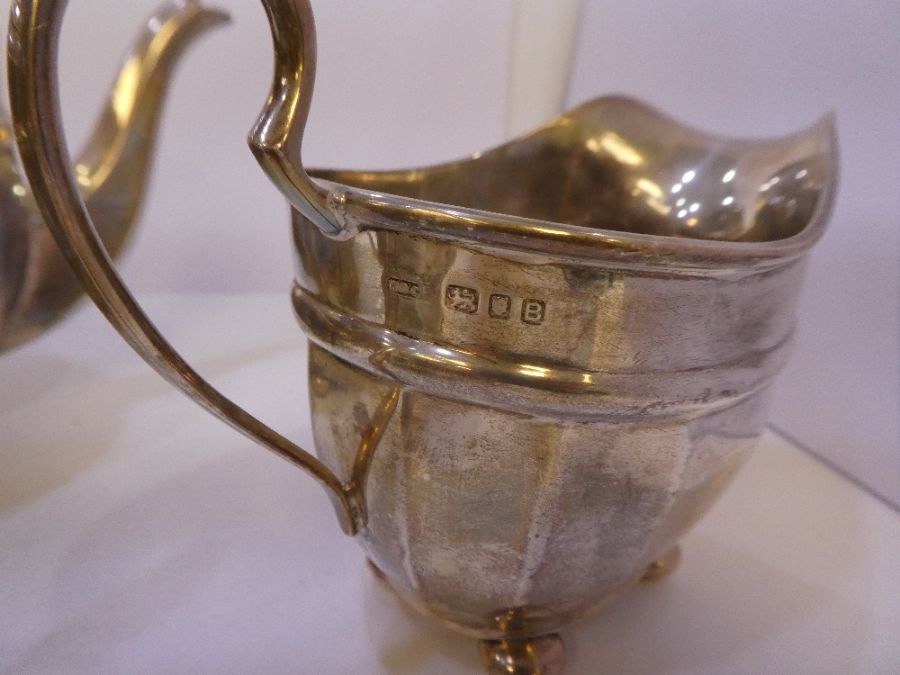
[479,633,566,675]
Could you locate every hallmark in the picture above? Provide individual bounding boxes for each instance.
[388,277,420,298]
[521,299,546,325]
[445,285,479,313]
[489,293,512,319]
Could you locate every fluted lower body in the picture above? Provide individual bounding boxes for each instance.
[308,343,765,638]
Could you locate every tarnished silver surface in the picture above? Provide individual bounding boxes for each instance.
[283,2,836,642]
[0,0,226,351]
[8,0,837,671]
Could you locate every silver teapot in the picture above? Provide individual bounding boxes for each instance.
[7,0,837,672]
[0,1,225,351]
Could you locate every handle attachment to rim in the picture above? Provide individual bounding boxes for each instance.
[249,0,345,238]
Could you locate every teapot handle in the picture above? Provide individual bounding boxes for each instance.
[7,0,361,535]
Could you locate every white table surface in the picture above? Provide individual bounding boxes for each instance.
[2,294,898,675]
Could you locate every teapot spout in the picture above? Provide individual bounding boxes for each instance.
[74,1,230,246]
[0,1,229,350]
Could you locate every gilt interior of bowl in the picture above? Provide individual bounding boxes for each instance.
[309,96,836,248]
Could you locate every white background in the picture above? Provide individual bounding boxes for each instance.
[15,1,899,505]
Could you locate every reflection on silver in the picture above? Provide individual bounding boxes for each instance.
[8,0,838,672]
[0,0,227,351]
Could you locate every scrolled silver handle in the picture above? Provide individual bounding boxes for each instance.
[7,0,361,535]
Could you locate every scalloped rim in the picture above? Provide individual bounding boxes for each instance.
[310,97,839,272]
